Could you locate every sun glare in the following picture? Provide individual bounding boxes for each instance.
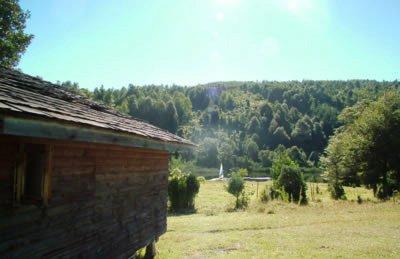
[215,0,241,7]
[286,0,313,14]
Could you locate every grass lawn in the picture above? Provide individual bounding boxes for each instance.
[157,181,400,258]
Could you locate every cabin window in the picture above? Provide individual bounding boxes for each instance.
[24,144,46,202]
[13,143,53,206]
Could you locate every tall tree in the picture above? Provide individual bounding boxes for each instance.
[259,102,273,122]
[246,116,260,134]
[127,97,139,117]
[165,101,178,133]
[244,139,259,161]
[174,92,192,124]
[0,0,33,67]
[321,92,400,199]
[291,117,312,152]
[320,133,347,199]
[196,137,219,168]
[271,127,290,148]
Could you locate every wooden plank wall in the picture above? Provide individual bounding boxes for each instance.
[0,135,169,258]
[0,141,17,207]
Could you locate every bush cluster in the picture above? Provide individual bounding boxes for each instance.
[275,166,308,204]
[168,168,200,212]
[260,185,280,202]
[262,153,308,205]
[328,182,346,200]
[227,170,249,210]
[375,183,394,200]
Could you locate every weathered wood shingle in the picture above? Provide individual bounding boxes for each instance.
[0,67,193,147]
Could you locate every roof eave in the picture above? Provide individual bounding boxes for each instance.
[0,115,194,153]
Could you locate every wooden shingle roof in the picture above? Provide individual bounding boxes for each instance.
[0,67,194,148]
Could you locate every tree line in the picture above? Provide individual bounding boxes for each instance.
[60,80,399,177]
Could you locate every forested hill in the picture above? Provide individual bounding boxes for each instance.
[60,80,399,174]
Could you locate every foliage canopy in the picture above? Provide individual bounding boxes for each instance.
[0,0,33,67]
[322,92,400,199]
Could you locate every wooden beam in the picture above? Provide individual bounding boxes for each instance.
[0,115,193,153]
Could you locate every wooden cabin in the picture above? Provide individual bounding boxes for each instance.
[0,68,194,258]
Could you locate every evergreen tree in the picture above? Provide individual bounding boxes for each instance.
[259,102,273,122]
[291,117,312,152]
[174,92,192,124]
[244,139,259,161]
[247,116,260,134]
[128,97,139,117]
[271,127,290,148]
[165,101,178,133]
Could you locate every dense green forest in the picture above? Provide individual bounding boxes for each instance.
[60,80,400,178]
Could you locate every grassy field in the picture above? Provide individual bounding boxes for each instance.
[156,181,400,258]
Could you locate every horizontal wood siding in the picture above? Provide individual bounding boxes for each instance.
[0,135,169,258]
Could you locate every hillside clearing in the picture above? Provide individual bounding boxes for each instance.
[157,181,400,258]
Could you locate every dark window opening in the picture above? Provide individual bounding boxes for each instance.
[23,144,46,203]
[12,143,52,207]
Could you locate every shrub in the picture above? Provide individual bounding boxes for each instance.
[279,188,290,203]
[260,187,270,203]
[186,174,200,207]
[357,195,363,204]
[169,156,195,173]
[393,190,400,203]
[275,166,308,205]
[375,183,393,200]
[227,171,247,209]
[328,182,346,200]
[168,168,200,212]
[271,151,299,180]
[260,185,280,203]
[269,185,281,200]
[237,191,250,209]
[309,181,321,201]
[237,168,248,177]
[197,176,206,183]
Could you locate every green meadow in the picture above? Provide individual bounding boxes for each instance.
[157,181,400,258]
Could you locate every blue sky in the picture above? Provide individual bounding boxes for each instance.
[19,0,400,89]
